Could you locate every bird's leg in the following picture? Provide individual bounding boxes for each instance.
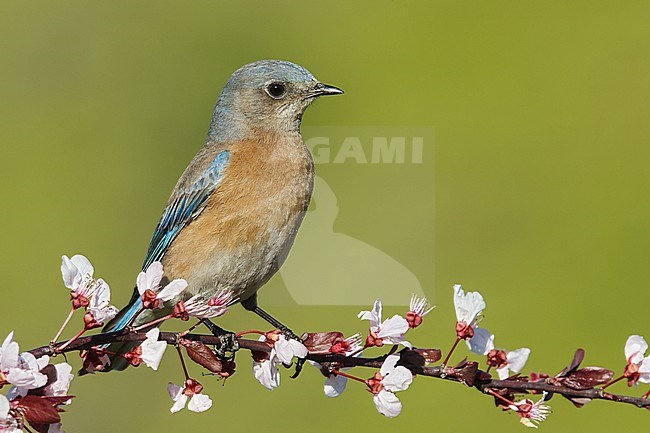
[251,306,301,341]
[241,294,302,340]
[249,307,307,378]
[241,296,306,378]
[201,319,239,361]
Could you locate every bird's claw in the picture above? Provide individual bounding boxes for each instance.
[290,357,306,379]
[214,332,239,361]
[276,327,306,379]
[279,326,302,343]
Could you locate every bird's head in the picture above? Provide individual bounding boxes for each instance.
[210,60,343,139]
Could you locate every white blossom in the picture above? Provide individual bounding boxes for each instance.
[509,392,551,428]
[371,354,413,418]
[252,357,280,391]
[88,282,118,326]
[140,329,167,370]
[498,348,531,380]
[624,335,650,385]
[183,289,237,320]
[453,284,485,326]
[167,381,212,413]
[0,394,21,433]
[43,363,74,398]
[274,335,308,364]
[466,329,530,379]
[0,332,48,390]
[61,255,108,307]
[251,333,306,390]
[358,300,411,348]
[137,262,187,308]
[312,334,364,398]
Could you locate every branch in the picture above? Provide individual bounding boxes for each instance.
[28,329,650,410]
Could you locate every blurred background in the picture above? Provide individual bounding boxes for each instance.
[1,1,649,432]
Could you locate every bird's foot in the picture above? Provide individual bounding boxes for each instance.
[214,332,239,361]
[289,357,306,379]
[202,319,239,360]
[276,327,306,379]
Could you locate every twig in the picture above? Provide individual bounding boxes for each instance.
[27,330,650,411]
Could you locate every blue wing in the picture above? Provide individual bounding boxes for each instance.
[98,150,231,371]
[109,149,231,327]
[142,149,230,270]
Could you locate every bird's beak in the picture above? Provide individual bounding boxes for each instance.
[310,82,344,97]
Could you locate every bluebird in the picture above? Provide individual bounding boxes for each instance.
[102,60,343,371]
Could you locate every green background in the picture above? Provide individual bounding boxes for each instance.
[1,1,649,432]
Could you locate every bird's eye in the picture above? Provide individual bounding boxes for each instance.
[265,82,286,99]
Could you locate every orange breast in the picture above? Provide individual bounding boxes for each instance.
[161,131,314,294]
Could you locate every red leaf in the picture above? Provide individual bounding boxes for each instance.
[300,332,345,355]
[556,348,585,378]
[180,339,223,373]
[449,361,478,387]
[566,397,592,408]
[399,348,442,366]
[561,367,614,390]
[28,423,51,433]
[414,348,442,364]
[16,395,61,425]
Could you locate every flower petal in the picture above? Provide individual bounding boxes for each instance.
[274,336,307,364]
[141,329,167,370]
[252,360,280,390]
[167,382,182,399]
[0,332,19,369]
[638,356,650,384]
[70,254,93,278]
[273,342,293,364]
[92,280,111,306]
[497,365,510,380]
[324,374,348,398]
[291,339,308,358]
[6,367,47,388]
[453,284,486,324]
[624,335,648,364]
[373,390,402,418]
[60,256,78,290]
[507,348,531,374]
[358,300,382,328]
[382,366,413,392]
[157,279,188,302]
[466,327,494,355]
[377,315,409,339]
[0,394,9,420]
[167,383,187,413]
[170,394,188,413]
[187,393,213,413]
[380,354,400,377]
[44,363,74,397]
[48,423,64,433]
[144,262,164,291]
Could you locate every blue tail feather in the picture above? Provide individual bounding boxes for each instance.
[104,297,142,333]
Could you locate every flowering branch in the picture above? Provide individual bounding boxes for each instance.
[2,255,648,432]
[25,329,650,410]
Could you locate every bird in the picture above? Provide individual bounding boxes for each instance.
[101,60,343,371]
